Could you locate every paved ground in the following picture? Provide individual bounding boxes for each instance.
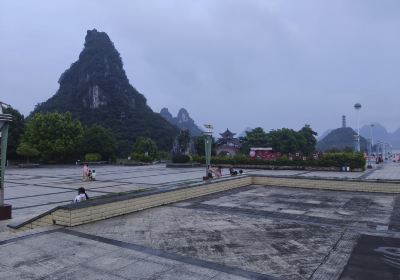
[1,162,400,279]
[2,165,208,222]
[3,162,399,223]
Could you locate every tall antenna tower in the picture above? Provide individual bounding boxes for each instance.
[342,115,346,128]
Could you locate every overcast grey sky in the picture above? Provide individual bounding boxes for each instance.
[1,0,399,136]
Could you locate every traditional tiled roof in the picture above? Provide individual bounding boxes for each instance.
[219,128,236,139]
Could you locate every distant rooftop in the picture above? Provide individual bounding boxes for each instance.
[219,128,236,139]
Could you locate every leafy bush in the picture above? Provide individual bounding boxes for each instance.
[84,153,102,162]
[132,137,158,159]
[131,152,153,163]
[81,124,116,160]
[319,152,365,169]
[21,112,84,162]
[16,142,40,163]
[172,154,191,163]
[190,152,365,170]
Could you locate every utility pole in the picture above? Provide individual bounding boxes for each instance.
[203,124,213,177]
[354,103,362,152]
[0,101,12,220]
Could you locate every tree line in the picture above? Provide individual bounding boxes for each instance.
[5,109,163,163]
[240,125,318,155]
[5,106,319,163]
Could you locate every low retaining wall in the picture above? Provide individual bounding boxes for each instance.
[252,176,400,193]
[166,163,202,168]
[212,164,343,171]
[9,175,400,232]
[9,176,252,231]
[181,163,363,172]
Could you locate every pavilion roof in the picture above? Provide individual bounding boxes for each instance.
[219,128,236,138]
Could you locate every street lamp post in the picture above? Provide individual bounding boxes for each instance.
[203,124,213,177]
[367,124,374,169]
[385,143,389,161]
[0,102,12,220]
[367,138,372,169]
[369,124,374,153]
[354,103,362,152]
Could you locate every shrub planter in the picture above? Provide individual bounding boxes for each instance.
[166,163,201,168]
[18,163,40,168]
[205,164,342,172]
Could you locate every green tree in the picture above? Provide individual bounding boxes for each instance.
[20,112,84,161]
[177,129,191,154]
[240,127,270,154]
[269,128,300,154]
[297,125,318,155]
[16,142,39,163]
[115,139,132,158]
[194,136,216,156]
[4,107,25,160]
[132,137,158,159]
[81,124,116,161]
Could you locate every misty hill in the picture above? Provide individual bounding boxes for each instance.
[319,129,333,140]
[391,129,400,149]
[33,29,177,152]
[319,122,400,149]
[360,123,400,149]
[160,108,203,136]
[316,127,368,151]
[360,123,389,142]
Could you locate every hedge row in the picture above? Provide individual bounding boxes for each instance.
[191,152,366,170]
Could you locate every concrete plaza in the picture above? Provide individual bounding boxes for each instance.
[1,162,400,279]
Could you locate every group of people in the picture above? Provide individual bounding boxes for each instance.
[206,166,244,179]
[75,164,246,203]
[229,167,243,176]
[207,166,222,179]
[74,163,96,203]
[82,164,96,181]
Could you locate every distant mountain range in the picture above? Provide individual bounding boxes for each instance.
[160,108,203,137]
[359,123,400,148]
[319,123,400,149]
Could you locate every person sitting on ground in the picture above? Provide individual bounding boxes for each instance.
[73,187,89,203]
[210,166,222,178]
[90,169,96,181]
[229,167,238,176]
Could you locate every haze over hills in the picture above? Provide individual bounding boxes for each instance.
[33,29,178,152]
[160,108,203,137]
[359,123,389,143]
[359,123,400,149]
[318,122,400,150]
[24,28,400,153]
